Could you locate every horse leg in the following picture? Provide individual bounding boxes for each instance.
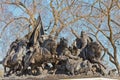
[97,61,106,69]
[4,66,8,77]
[91,59,106,69]
[4,66,12,77]
[52,60,59,75]
[17,61,23,76]
[16,63,22,76]
[4,66,6,73]
[30,64,39,75]
[5,68,12,77]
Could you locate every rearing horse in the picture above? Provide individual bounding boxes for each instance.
[2,39,27,76]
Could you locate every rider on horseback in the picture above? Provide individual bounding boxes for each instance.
[42,35,57,58]
[71,28,92,57]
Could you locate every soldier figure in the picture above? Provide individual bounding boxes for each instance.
[42,35,57,58]
[71,28,92,56]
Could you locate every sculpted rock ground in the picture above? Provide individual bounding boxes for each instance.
[0,69,119,80]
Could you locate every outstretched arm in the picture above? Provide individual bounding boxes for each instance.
[70,28,80,39]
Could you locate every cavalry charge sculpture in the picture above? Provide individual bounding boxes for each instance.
[0,14,109,77]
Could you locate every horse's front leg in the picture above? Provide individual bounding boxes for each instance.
[92,58,106,69]
[52,60,59,75]
[97,61,106,69]
[4,66,6,73]
[4,66,8,77]
[16,61,23,76]
[4,67,12,77]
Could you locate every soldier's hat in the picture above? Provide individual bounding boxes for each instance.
[81,31,86,36]
[81,31,86,34]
